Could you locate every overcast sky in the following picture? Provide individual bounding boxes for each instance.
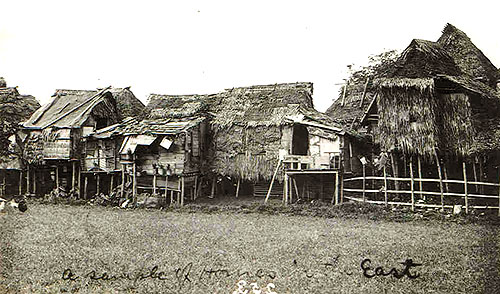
[1,0,498,112]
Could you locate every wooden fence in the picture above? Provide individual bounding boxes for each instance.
[342,171,500,216]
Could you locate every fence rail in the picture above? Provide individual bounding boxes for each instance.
[342,173,500,216]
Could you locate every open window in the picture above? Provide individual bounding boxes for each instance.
[291,124,309,155]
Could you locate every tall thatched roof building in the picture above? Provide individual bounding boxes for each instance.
[0,83,40,169]
[369,24,500,159]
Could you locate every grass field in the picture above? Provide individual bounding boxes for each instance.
[1,202,499,293]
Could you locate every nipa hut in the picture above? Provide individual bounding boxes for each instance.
[0,80,40,197]
[330,23,500,210]
[209,82,346,202]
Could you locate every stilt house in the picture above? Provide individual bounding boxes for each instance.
[21,87,144,197]
[328,24,500,211]
[209,83,346,202]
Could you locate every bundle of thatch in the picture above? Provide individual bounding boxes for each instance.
[108,87,146,119]
[0,85,40,166]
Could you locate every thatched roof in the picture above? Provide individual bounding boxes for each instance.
[0,86,40,168]
[108,87,146,119]
[437,23,499,87]
[210,82,315,128]
[146,93,216,119]
[372,24,500,158]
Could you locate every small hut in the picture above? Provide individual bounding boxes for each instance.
[0,82,40,197]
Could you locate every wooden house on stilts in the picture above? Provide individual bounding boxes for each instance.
[21,87,144,197]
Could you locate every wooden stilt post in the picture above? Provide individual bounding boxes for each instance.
[340,173,344,204]
[194,176,198,200]
[132,154,137,205]
[153,173,157,195]
[284,173,289,205]
[211,177,216,199]
[235,178,240,198]
[19,171,22,196]
[383,166,388,206]
[84,175,88,200]
[362,163,366,202]
[27,165,30,195]
[164,176,169,203]
[180,176,185,206]
[96,174,100,195]
[293,178,299,202]
[33,170,36,196]
[110,174,114,194]
[77,165,81,198]
[333,172,339,205]
[121,165,125,198]
[443,163,450,193]
[265,159,282,204]
[177,176,181,204]
[463,161,468,214]
[391,153,399,191]
[289,175,293,203]
[55,166,59,190]
[417,155,423,200]
[473,157,478,193]
[435,152,444,211]
[479,157,484,194]
[72,161,76,192]
[1,172,5,197]
[410,156,415,212]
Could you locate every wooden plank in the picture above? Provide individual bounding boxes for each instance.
[344,196,454,208]
[55,166,59,190]
[343,176,500,187]
[293,178,299,202]
[284,173,289,205]
[132,154,137,205]
[164,176,169,202]
[265,159,281,204]
[340,173,344,204]
[463,161,468,214]
[498,175,500,217]
[473,157,478,193]
[110,174,114,193]
[153,174,157,195]
[96,174,100,195]
[194,176,198,200]
[121,166,125,197]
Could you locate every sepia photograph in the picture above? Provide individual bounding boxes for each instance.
[0,1,499,293]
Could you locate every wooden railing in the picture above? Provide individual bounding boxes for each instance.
[342,175,500,215]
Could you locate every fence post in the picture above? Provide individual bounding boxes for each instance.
[463,161,468,214]
[383,166,388,206]
[410,157,415,212]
